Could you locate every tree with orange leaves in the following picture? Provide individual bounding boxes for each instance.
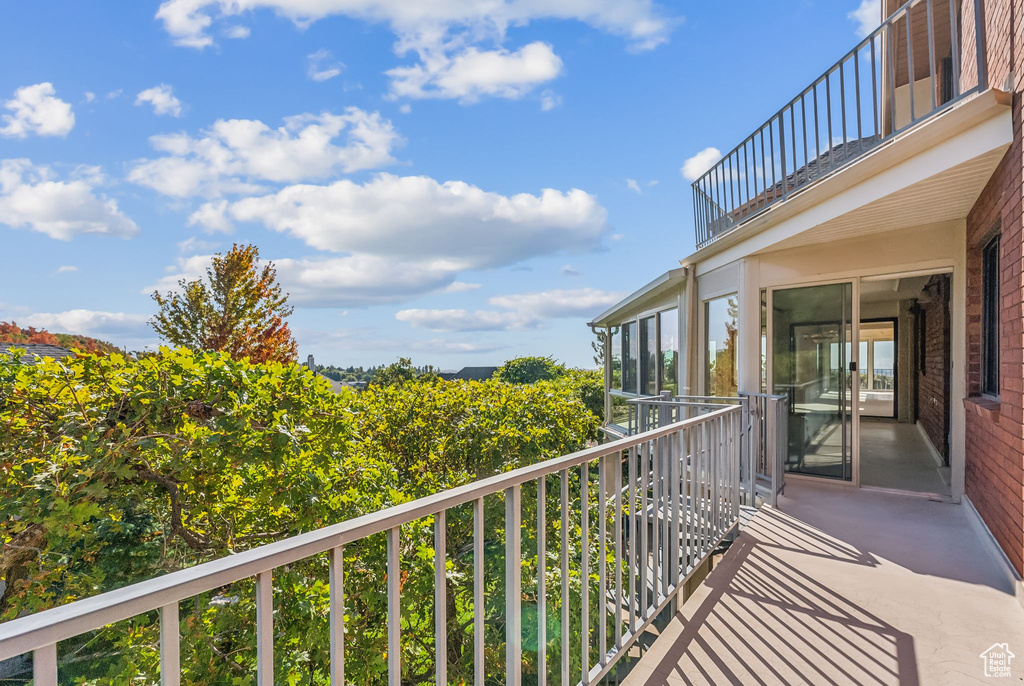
[150,244,297,363]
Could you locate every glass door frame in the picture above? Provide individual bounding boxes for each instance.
[765,277,861,487]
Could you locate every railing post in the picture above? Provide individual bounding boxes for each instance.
[160,602,180,686]
[434,512,447,686]
[387,528,401,686]
[256,571,274,686]
[505,486,522,686]
[329,547,345,686]
[33,644,57,686]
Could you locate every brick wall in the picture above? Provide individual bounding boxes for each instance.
[917,275,950,461]
[963,0,1024,576]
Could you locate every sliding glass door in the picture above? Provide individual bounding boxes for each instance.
[771,282,855,481]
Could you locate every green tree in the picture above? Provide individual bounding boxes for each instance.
[0,348,602,685]
[151,244,297,364]
[496,356,567,384]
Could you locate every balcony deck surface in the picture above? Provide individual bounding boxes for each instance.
[622,481,1024,685]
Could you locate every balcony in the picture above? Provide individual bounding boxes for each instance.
[691,0,989,249]
[0,406,748,685]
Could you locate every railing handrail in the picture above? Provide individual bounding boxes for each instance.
[0,405,740,662]
[691,0,988,247]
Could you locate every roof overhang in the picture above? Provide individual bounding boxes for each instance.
[682,89,1013,274]
[588,267,687,328]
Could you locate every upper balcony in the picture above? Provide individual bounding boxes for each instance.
[691,0,989,250]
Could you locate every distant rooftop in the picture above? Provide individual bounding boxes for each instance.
[0,342,76,365]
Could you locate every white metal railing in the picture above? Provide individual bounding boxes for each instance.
[628,393,788,507]
[0,405,743,686]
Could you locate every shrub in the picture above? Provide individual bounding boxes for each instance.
[0,348,600,685]
[495,355,567,384]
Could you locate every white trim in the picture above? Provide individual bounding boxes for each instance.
[962,495,1024,610]
[914,421,946,468]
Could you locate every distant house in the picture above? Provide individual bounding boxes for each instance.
[0,342,75,365]
[450,366,498,381]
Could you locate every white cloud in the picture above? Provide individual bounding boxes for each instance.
[680,146,721,181]
[560,264,580,277]
[300,326,505,355]
[396,308,539,332]
[489,288,625,318]
[135,84,184,117]
[106,89,123,99]
[626,178,642,194]
[539,89,562,111]
[444,281,480,293]
[388,42,563,103]
[157,172,608,306]
[187,200,234,232]
[83,92,97,103]
[848,0,881,38]
[177,236,219,254]
[308,48,345,81]
[395,286,625,332]
[0,159,139,240]
[55,265,78,274]
[128,108,400,198]
[0,83,75,139]
[155,0,674,53]
[398,103,412,114]
[220,173,607,266]
[150,253,461,307]
[225,24,251,38]
[22,309,150,341]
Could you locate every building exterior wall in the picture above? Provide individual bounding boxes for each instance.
[917,275,951,460]
[963,0,1024,576]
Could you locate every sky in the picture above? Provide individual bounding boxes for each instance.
[0,0,880,370]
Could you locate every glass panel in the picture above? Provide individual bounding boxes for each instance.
[622,321,638,395]
[610,327,622,390]
[639,316,657,395]
[859,320,895,418]
[760,289,767,394]
[659,309,678,396]
[706,295,738,396]
[773,283,853,481]
[610,394,629,427]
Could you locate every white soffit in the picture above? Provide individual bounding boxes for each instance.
[759,145,1007,253]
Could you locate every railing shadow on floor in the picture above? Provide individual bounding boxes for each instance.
[630,530,919,686]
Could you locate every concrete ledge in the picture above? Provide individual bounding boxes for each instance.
[964,395,1001,423]
[963,494,1024,611]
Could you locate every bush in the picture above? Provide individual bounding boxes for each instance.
[0,348,600,685]
[496,355,567,384]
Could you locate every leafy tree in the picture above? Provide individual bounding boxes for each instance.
[0,348,602,685]
[591,329,606,368]
[0,321,119,354]
[150,244,297,364]
[496,356,567,384]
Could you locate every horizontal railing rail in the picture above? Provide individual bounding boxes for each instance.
[691,0,988,248]
[1,406,744,686]
[628,393,788,507]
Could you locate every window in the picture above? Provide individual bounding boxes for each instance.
[706,295,738,396]
[622,320,638,394]
[639,316,657,395]
[660,309,679,395]
[982,234,1000,397]
[610,327,622,390]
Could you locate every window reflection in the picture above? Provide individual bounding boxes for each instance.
[640,316,656,395]
[706,295,738,396]
[660,309,678,395]
[622,321,638,394]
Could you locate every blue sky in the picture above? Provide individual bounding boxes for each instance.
[0,0,878,369]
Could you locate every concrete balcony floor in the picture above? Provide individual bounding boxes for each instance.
[622,481,1024,685]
